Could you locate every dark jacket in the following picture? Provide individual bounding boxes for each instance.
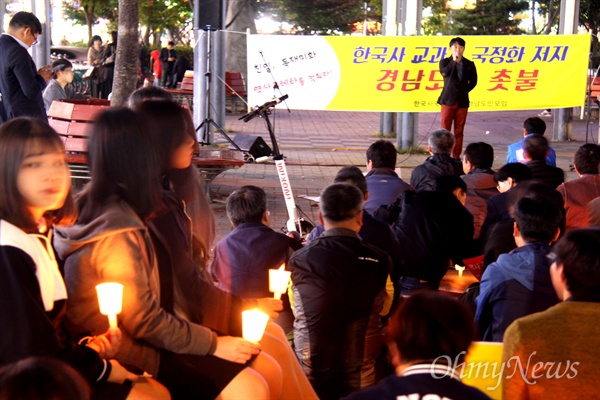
[475,242,560,342]
[410,154,463,192]
[527,160,564,189]
[0,34,47,121]
[306,211,402,282]
[437,56,477,108]
[462,168,498,239]
[364,168,412,214]
[0,220,109,385]
[211,222,298,299]
[290,228,389,400]
[394,191,474,282]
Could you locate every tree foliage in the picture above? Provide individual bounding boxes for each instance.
[260,0,365,34]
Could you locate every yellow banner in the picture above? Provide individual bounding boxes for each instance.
[247,34,590,112]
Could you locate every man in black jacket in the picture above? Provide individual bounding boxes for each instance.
[395,175,475,296]
[290,183,389,399]
[0,12,52,122]
[438,37,478,159]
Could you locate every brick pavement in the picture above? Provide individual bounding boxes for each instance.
[208,109,598,251]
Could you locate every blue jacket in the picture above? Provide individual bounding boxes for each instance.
[364,168,412,215]
[475,242,560,342]
[506,135,557,166]
[0,34,47,121]
[211,222,296,299]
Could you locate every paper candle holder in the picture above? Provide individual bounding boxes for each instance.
[95,282,124,328]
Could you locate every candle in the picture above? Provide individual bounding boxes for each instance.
[454,264,466,277]
[269,264,291,300]
[242,309,269,343]
[96,282,124,328]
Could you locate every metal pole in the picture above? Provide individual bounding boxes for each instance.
[553,0,580,141]
[380,0,398,136]
[194,29,209,143]
[212,28,225,130]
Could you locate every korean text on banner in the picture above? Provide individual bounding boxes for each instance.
[247,34,590,113]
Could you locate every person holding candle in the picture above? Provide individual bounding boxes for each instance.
[54,108,279,400]
[133,100,317,399]
[211,185,302,333]
[0,118,168,399]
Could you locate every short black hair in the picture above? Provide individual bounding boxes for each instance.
[428,129,455,155]
[366,140,397,169]
[449,37,466,47]
[9,12,42,35]
[168,41,175,46]
[523,134,548,161]
[463,142,494,169]
[494,162,532,183]
[436,174,467,194]
[0,357,91,400]
[523,117,546,135]
[333,166,368,196]
[386,291,474,364]
[89,35,102,47]
[226,185,267,226]
[513,196,562,243]
[553,228,600,302]
[573,144,600,174]
[320,183,363,222]
[128,86,174,108]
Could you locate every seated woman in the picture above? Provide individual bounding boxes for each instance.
[42,59,86,111]
[343,291,491,400]
[0,117,167,399]
[54,108,277,399]
[135,99,318,399]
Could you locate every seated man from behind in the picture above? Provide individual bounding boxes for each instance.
[306,166,400,313]
[461,142,498,239]
[480,163,533,267]
[524,134,564,189]
[475,196,562,342]
[290,183,390,399]
[556,143,600,232]
[395,175,474,295]
[211,185,301,332]
[507,116,557,166]
[503,228,600,399]
[363,140,412,215]
[343,291,491,400]
[410,129,463,191]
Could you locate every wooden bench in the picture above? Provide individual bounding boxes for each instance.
[225,71,247,113]
[48,98,244,194]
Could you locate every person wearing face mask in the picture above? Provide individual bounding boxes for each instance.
[438,37,478,159]
[0,12,53,122]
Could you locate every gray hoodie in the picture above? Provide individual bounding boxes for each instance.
[54,199,217,376]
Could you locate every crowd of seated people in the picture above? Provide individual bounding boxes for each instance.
[3,101,600,400]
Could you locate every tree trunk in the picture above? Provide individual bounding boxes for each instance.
[111,0,140,106]
[84,7,94,43]
[225,0,256,82]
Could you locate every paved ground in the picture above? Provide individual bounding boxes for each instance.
[207,108,599,253]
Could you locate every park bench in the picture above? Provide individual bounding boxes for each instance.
[47,98,244,194]
[225,71,247,113]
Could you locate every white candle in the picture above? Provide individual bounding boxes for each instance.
[454,264,466,277]
[96,282,124,328]
[269,264,291,300]
[242,309,269,343]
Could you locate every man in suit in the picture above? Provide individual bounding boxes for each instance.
[438,37,478,159]
[0,12,52,122]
